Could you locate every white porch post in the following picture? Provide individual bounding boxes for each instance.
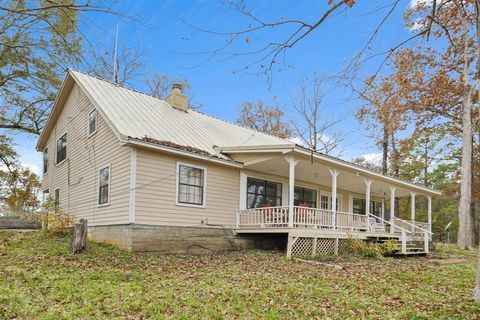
[410,192,416,225]
[389,186,396,234]
[427,195,432,234]
[365,179,372,232]
[381,200,385,220]
[329,169,339,229]
[365,179,372,216]
[285,156,299,228]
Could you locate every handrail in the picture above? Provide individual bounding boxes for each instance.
[394,217,433,235]
[336,210,368,219]
[238,207,419,236]
[367,213,412,234]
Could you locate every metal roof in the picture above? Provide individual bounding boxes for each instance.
[68,70,291,159]
[36,70,440,196]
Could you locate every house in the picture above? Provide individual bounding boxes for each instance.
[36,69,441,256]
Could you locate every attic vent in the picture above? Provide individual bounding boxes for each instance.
[165,83,189,112]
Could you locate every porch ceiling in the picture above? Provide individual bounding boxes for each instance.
[239,154,423,198]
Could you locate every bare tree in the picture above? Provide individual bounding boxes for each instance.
[144,73,201,109]
[88,43,145,86]
[236,99,292,139]
[355,75,406,176]
[145,73,191,99]
[182,1,430,88]
[291,75,343,156]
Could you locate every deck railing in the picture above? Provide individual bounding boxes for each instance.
[414,221,431,232]
[236,206,290,227]
[336,211,369,231]
[293,207,333,228]
[236,207,431,254]
[394,218,432,235]
[236,206,369,231]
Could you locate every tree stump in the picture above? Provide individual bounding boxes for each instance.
[70,219,88,254]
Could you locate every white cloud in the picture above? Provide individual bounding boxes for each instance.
[407,0,434,31]
[0,162,41,175]
[24,164,41,175]
[362,152,382,166]
[288,134,335,148]
[289,136,307,147]
[409,0,433,9]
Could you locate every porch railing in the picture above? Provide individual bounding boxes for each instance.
[394,217,432,236]
[236,206,290,227]
[236,206,369,231]
[236,206,431,254]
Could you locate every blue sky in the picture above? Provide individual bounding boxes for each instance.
[13,0,417,175]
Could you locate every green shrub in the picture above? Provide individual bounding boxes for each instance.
[27,197,74,231]
[344,237,382,259]
[379,239,399,256]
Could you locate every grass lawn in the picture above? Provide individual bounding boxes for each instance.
[0,231,479,319]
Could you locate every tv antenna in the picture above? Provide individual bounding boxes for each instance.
[113,23,119,84]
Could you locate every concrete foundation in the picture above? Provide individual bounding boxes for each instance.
[88,224,285,253]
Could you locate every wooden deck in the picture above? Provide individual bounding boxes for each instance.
[236,227,400,240]
[235,206,431,256]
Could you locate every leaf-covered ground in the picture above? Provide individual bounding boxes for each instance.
[0,231,479,319]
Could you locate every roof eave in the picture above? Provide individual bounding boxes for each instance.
[217,144,295,153]
[291,146,442,196]
[219,144,441,196]
[35,71,74,151]
[127,139,244,168]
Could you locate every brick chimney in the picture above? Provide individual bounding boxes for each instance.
[165,83,188,112]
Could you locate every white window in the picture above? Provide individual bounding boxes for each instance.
[56,133,67,164]
[88,109,97,136]
[98,165,110,206]
[320,192,342,211]
[43,148,48,174]
[176,163,206,207]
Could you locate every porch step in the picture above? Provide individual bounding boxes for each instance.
[396,251,428,256]
[376,238,428,256]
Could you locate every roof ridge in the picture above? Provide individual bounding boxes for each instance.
[67,68,166,103]
[68,68,292,145]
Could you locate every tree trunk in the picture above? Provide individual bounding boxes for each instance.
[70,219,88,254]
[424,138,429,187]
[382,126,388,175]
[390,132,400,178]
[457,89,474,249]
[458,24,475,249]
[473,0,480,301]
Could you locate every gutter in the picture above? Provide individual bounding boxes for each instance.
[124,139,244,168]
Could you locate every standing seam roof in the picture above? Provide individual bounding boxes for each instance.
[68,69,292,159]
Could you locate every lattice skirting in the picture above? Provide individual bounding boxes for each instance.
[288,237,352,257]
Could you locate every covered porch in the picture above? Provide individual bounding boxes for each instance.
[219,144,440,256]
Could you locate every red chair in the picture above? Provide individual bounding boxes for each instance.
[259,203,273,225]
[297,202,311,226]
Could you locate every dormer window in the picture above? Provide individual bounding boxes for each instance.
[88,109,97,136]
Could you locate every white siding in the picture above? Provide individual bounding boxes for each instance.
[41,84,131,226]
[135,149,240,226]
